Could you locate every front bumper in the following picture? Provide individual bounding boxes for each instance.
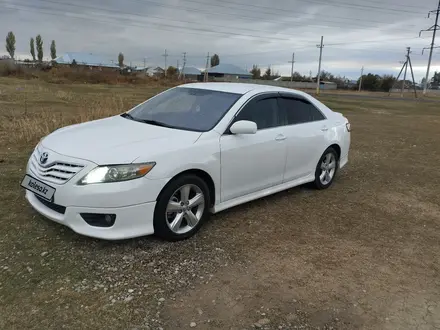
[24,146,170,240]
[26,190,156,240]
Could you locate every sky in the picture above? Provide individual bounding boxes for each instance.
[0,0,439,80]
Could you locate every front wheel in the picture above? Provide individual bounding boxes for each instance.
[153,175,210,241]
[313,147,338,190]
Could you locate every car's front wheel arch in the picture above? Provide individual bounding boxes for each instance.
[328,143,341,164]
[156,169,215,208]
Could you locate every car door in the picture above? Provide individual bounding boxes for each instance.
[219,94,287,202]
[277,94,328,182]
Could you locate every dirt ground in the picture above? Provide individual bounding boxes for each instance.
[0,78,439,329]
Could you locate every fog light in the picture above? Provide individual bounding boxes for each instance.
[105,214,113,224]
[80,213,116,227]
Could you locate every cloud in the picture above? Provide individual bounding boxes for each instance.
[0,0,438,80]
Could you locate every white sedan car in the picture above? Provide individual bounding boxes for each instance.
[21,83,350,241]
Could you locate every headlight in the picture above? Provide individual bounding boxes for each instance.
[78,162,155,185]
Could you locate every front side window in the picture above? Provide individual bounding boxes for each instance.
[234,97,279,130]
[278,97,325,125]
[127,87,242,132]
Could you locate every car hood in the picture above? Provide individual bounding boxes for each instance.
[41,115,202,164]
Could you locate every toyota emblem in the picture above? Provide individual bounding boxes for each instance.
[40,152,49,165]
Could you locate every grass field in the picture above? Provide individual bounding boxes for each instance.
[1,78,439,330]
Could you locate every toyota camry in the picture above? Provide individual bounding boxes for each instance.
[21,83,351,241]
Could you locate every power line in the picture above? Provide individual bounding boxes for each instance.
[9,0,322,38]
[219,37,423,58]
[292,0,426,15]
[363,0,427,10]
[0,2,292,41]
[4,0,424,46]
[173,0,416,26]
[131,0,419,30]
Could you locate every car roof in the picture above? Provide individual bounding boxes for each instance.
[179,82,303,95]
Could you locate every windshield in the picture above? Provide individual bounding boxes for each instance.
[126,87,242,132]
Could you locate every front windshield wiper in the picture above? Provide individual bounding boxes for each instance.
[120,112,136,120]
[139,119,175,128]
[121,113,175,128]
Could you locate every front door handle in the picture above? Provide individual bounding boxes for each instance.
[321,126,329,132]
[275,134,286,141]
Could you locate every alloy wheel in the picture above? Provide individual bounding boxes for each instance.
[319,152,336,185]
[165,184,205,234]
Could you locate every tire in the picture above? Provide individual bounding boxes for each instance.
[153,174,210,241]
[313,147,339,190]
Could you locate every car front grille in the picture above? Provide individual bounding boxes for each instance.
[35,195,66,214]
[30,149,85,185]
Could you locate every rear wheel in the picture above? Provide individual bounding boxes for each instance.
[313,147,338,189]
[154,175,210,241]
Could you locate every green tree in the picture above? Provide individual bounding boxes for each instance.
[118,52,124,67]
[5,31,16,59]
[318,70,335,81]
[166,66,178,77]
[210,54,220,67]
[357,73,381,91]
[30,38,36,61]
[292,71,305,81]
[250,64,260,79]
[431,71,440,87]
[36,34,44,62]
[263,66,271,80]
[380,75,396,92]
[50,40,56,60]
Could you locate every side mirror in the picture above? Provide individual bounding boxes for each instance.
[230,120,257,135]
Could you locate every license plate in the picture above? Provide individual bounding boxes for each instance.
[21,175,56,201]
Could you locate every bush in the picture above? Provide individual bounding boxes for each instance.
[0,63,185,86]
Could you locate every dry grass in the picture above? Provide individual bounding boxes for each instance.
[0,78,173,144]
[0,77,440,329]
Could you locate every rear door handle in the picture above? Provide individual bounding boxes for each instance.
[321,126,328,132]
[275,134,286,141]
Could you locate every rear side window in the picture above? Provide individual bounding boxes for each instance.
[235,97,279,130]
[278,97,325,125]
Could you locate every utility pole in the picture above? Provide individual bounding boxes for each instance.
[358,66,364,92]
[144,57,147,76]
[162,49,168,77]
[388,47,417,98]
[420,0,440,95]
[182,52,187,80]
[401,47,411,97]
[204,52,210,82]
[288,52,295,82]
[316,36,324,95]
